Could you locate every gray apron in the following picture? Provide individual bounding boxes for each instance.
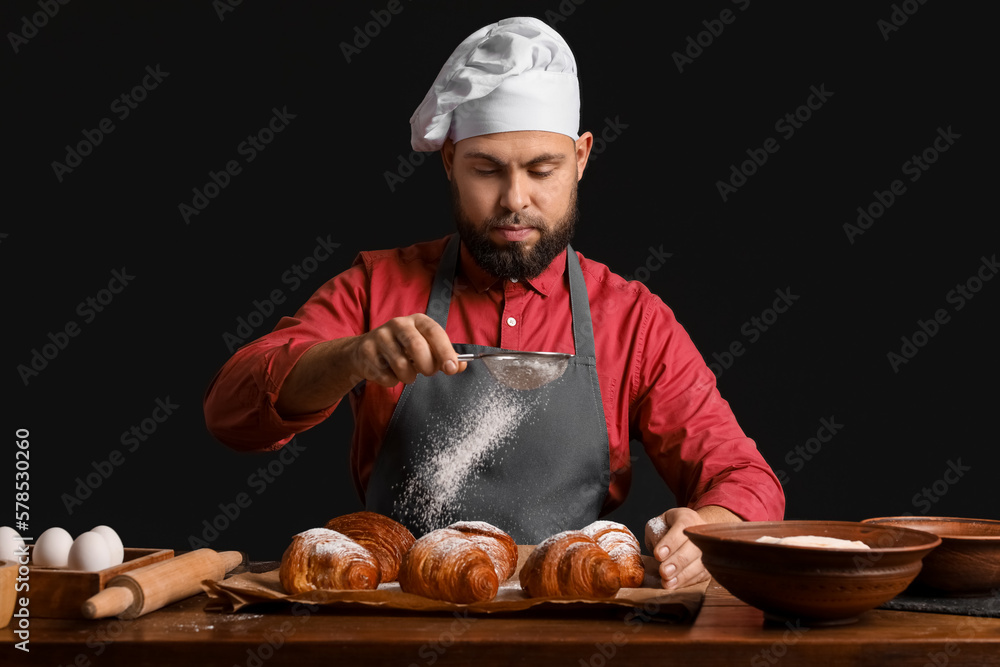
[364,234,610,544]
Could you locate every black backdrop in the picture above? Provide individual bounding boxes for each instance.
[5,1,995,561]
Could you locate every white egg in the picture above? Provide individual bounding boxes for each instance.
[67,531,112,571]
[0,526,26,564]
[91,525,124,565]
[33,527,74,568]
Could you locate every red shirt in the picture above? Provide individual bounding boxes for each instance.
[203,236,785,521]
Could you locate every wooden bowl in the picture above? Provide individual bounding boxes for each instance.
[1,560,16,629]
[24,546,173,618]
[861,516,1000,596]
[684,521,941,625]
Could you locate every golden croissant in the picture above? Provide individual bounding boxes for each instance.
[519,530,621,598]
[398,528,500,603]
[279,527,381,594]
[446,520,518,583]
[325,510,415,583]
[580,520,645,588]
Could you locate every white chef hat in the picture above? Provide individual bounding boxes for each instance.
[409,16,580,152]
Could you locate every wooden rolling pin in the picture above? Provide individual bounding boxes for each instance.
[81,548,243,619]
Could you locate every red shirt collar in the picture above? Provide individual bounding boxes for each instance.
[458,242,567,297]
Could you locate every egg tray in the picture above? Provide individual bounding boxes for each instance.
[24,546,173,618]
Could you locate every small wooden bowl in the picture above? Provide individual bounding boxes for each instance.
[861,516,1000,596]
[1,560,16,629]
[25,546,173,618]
[684,521,941,625]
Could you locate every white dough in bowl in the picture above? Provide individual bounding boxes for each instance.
[756,535,871,549]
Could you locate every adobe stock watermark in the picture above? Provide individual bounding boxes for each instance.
[532,457,638,542]
[384,148,432,193]
[772,417,844,486]
[385,95,495,191]
[187,439,308,549]
[707,287,800,379]
[339,0,413,63]
[886,253,996,373]
[853,458,971,573]
[426,278,470,324]
[621,246,673,283]
[877,0,930,41]
[406,610,478,667]
[750,619,810,666]
[16,267,136,386]
[543,0,587,27]
[7,0,72,54]
[61,396,180,514]
[716,84,834,202]
[50,64,170,183]
[843,125,960,244]
[74,602,317,666]
[672,0,752,74]
[213,0,244,21]
[222,235,340,353]
[916,596,1000,667]
[925,588,1000,667]
[577,598,668,667]
[342,277,468,386]
[179,106,297,224]
[78,614,140,665]
[912,459,971,515]
[585,116,629,165]
[237,602,316,667]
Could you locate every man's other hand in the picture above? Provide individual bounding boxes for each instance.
[645,505,741,590]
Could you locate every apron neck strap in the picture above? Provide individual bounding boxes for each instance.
[565,241,597,360]
[425,233,462,329]
[426,233,597,358]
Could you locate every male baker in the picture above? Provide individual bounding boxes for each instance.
[204,17,784,590]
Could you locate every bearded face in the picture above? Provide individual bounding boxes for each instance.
[444,131,587,279]
[451,168,579,280]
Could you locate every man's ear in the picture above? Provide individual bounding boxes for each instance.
[441,137,455,181]
[575,131,594,181]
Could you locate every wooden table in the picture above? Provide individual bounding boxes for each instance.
[3,581,1000,666]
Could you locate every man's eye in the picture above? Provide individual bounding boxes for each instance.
[531,171,554,178]
[473,168,498,176]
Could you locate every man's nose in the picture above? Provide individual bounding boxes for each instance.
[499,172,530,213]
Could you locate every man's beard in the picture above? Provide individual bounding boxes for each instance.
[452,180,578,280]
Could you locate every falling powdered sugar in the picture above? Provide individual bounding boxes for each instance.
[395,384,539,533]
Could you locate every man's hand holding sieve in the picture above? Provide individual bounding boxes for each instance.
[351,314,467,387]
[274,314,466,418]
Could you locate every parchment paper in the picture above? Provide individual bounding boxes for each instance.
[202,545,708,623]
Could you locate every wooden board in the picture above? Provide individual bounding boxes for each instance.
[5,582,1000,666]
[25,547,173,618]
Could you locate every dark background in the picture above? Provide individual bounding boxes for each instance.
[4,1,994,561]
